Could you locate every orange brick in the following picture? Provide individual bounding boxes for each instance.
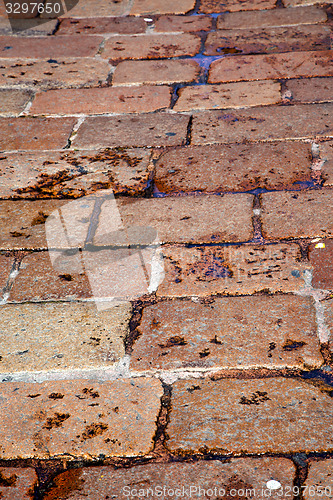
[0,35,103,58]
[191,103,333,145]
[57,16,146,35]
[0,117,75,151]
[217,6,327,29]
[0,468,37,500]
[199,0,276,13]
[308,239,333,290]
[174,80,281,111]
[102,33,201,61]
[112,59,200,85]
[130,0,195,15]
[205,25,330,56]
[0,58,111,89]
[208,50,333,83]
[285,77,333,103]
[30,86,171,115]
[154,14,212,32]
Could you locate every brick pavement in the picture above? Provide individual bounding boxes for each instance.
[0,0,332,498]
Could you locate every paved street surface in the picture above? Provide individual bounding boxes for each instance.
[0,0,333,498]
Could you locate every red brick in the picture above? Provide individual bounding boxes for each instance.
[0,89,33,116]
[30,86,171,115]
[261,189,333,240]
[57,16,146,35]
[0,35,103,58]
[113,59,200,85]
[154,14,212,32]
[320,140,333,187]
[0,58,111,89]
[0,468,37,499]
[130,0,196,15]
[217,6,327,29]
[284,0,331,6]
[59,0,132,18]
[0,117,75,151]
[102,33,201,61]
[155,142,312,193]
[174,80,281,112]
[285,77,333,103]
[208,50,333,83]
[191,103,333,145]
[131,295,322,371]
[205,25,330,56]
[74,113,189,148]
[199,0,276,13]
[308,239,333,290]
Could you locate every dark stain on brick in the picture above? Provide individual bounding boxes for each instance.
[268,342,276,358]
[283,339,306,351]
[158,336,188,348]
[43,469,84,500]
[76,387,100,399]
[0,471,17,487]
[43,413,70,430]
[199,348,210,358]
[10,231,25,237]
[81,422,108,441]
[58,274,73,281]
[27,393,41,398]
[210,335,222,345]
[48,392,64,399]
[31,211,49,226]
[239,391,270,405]
[187,385,201,393]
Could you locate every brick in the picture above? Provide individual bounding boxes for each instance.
[0,252,13,295]
[166,377,333,454]
[320,140,333,187]
[174,80,281,112]
[262,189,333,240]
[155,14,212,32]
[30,86,171,115]
[285,77,333,103]
[309,239,333,290]
[284,0,333,6]
[0,117,75,151]
[191,103,333,145]
[0,148,153,199]
[0,89,33,116]
[131,295,322,371]
[155,143,312,193]
[57,16,146,35]
[0,301,131,372]
[0,35,103,58]
[102,33,201,61]
[157,243,309,297]
[208,50,333,83]
[74,113,189,148]
[0,0,38,18]
[130,0,195,15]
[304,460,333,500]
[0,18,58,35]
[0,58,111,89]
[112,59,200,85]
[199,0,276,13]
[205,25,330,56]
[100,194,254,244]
[323,299,333,341]
[217,6,327,29]
[0,378,162,459]
[0,468,37,499]
[59,0,131,18]
[43,459,295,500]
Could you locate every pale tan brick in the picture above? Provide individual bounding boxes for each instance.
[0,468,37,500]
[0,149,153,199]
[57,16,146,35]
[191,103,333,145]
[155,143,312,193]
[102,33,201,61]
[320,140,333,187]
[0,18,58,35]
[0,117,75,151]
[131,0,195,15]
[112,59,200,86]
[0,378,163,459]
[217,6,327,29]
[60,0,131,18]
[0,89,33,116]
[174,80,281,111]
[0,58,111,89]
[74,113,189,148]
[167,378,333,454]
[208,50,333,83]
[199,0,276,13]
[304,460,333,500]
[205,25,330,56]
[155,14,212,32]
[131,295,322,371]
[285,77,333,103]
[261,189,333,240]
[157,243,309,297]
[0,301,131,372]
[29,86,171,115]
[43,459,295,500]
[323,298,333,341]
